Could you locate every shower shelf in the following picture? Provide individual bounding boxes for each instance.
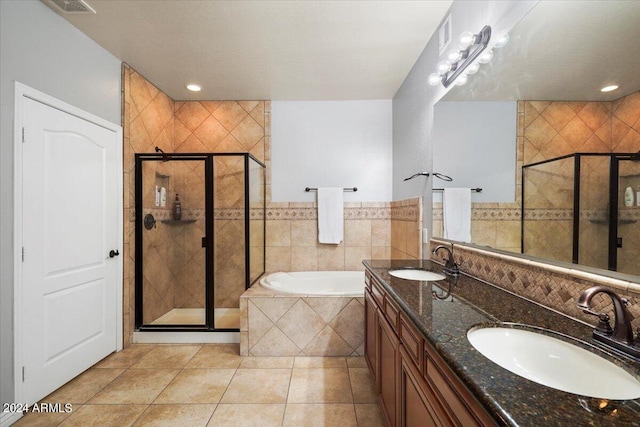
[161,219,197,225]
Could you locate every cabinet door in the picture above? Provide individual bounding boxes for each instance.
[379,308,400,427]
[399,346,446,427]
[364,288,379,389]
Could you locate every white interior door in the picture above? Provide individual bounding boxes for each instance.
[20,95,121,404]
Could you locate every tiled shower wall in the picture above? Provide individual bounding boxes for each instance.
[433,92,640,257]
[122,64,268,345]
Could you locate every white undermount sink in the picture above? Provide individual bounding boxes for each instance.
[388,269,446,282]
[467,326,640,400]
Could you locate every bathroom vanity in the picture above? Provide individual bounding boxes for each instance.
[363,259,640,427]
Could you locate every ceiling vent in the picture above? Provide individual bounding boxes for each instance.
[45,0,96,14]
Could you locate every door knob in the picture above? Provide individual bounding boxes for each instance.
[109,249,120,258]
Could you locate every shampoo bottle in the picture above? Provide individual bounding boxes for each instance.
[637,186,640,207]
[160,187,167,207]
[173,194,182,220]
[155,186,160,207]
[624,187,634,207]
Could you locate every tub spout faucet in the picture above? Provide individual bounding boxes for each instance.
[577,286,640,359]
[432,244,460,276]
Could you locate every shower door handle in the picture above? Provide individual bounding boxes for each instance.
[202,237,207,248]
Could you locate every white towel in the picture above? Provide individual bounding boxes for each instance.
[443,188,471,242]
[317,187,344,244]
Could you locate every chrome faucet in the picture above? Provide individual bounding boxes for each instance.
[432,244,460,275]
[577,285,640,359]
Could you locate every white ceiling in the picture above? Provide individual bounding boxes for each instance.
[45,0,452,101]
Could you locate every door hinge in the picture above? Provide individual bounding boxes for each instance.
[22,247,25,262]
[22,366,25,382]
[22,127,25,143]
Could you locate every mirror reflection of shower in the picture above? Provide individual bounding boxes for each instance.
[522,153,640,276]
[134,152,265,331]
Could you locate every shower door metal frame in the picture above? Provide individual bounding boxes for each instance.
[522,152,639,272]
[134,152,266,332]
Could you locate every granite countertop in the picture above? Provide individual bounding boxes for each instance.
[363,259,640,427]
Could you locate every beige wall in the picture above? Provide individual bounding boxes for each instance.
[265,202,391,272]
[433,92,640,259]
[390,197,422,260]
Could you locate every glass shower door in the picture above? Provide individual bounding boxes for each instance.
[136,155,209,328]
[616,158,640,276]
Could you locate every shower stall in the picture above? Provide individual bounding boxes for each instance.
[134,152,265,331]
[522,153,640,276]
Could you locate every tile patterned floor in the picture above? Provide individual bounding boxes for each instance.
[13,344,386,426]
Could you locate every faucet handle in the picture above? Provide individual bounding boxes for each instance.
[582,308,613,335]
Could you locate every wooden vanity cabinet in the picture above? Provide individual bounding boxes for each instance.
[364,288,379,389]
[364,271,496,427]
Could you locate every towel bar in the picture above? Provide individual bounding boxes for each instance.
[305,187,357,192]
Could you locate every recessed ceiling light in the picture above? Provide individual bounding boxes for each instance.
[600,85,619,93]
[186,84,202,92]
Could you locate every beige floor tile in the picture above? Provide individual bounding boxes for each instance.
[133,404,216,426]
[355,403,386,427]
[12,406,76,427]
[293,357,346,368]
[239,356,294,369]
[154,369,236,404]
[131,345,202,369]
[283,403,357,427]
[93,345,156,369]
[207,404,285,427]
[346,357,368,368]
[88,369,179,404]
[59,404,148,427]
[185,344,243,369]
[349,368,378,403]
[44,368,126,404]
[220,369,291,404]
[287,368,353,403]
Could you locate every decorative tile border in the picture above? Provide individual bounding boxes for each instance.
[431,238,640,333]
[265,206,391,221]
[432,207,521,221]
[390,197,421,222]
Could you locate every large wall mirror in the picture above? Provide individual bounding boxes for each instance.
[432,1,640,279]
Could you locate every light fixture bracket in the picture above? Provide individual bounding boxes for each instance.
[442,26,491,88]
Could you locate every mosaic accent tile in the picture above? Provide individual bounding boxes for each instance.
[431,239,640,334]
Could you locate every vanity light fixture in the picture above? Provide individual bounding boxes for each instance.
[601,85,619,92]
[186,83,202,92]
[428,26,510,89]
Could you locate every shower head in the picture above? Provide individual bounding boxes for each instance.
[155,146,172,162]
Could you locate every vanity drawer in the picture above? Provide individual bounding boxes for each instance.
[371,276,386,309]
[384,295,399,332]
[399,312,423,370]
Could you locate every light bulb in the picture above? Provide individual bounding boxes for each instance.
[455,74,468,86]
[465,62,480,75]
[436,60,452,75]
[428,73,442,86]
[447,50,463,63]
[494,33,510,48]
[458,31,476,50]
[478,49,494,64]
[186,84,202,92]
[601,85,619,92]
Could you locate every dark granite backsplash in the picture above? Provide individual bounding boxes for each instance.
[363,259,640,427]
